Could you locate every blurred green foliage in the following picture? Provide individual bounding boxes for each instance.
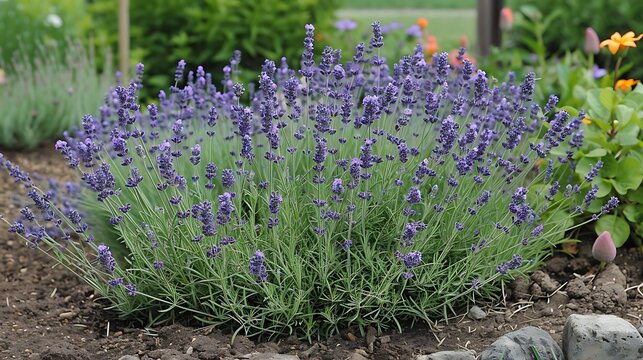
[0,0,90,65]
[88,0,339,98]
[341,0,475,8]
[507,0,643,80]
[0,42,112,149]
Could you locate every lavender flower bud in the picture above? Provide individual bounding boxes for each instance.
[97,244,116,274]
[268,192,283,214]
[222,169,236,189]
[249,250,268,282]
[331,178,345,195]
[406,187,422,204]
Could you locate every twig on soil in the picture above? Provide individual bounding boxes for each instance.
[625,313,642,321]
[431,331,446,347]
[624,282,643,298]
[457,340,470,351]
[5,297,9,307]
[545,282,568,301]
[508,302,534,319]
[106,321,110,337]
[49,288,57,298]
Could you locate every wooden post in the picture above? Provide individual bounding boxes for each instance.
[477,0,502,57]
[118,0,129,81]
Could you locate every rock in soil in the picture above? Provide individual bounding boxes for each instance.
[479,326,563,360]
[40,342,91,360]
[417,350,476,360]
[563,314,643,360]
[467,305,487,320]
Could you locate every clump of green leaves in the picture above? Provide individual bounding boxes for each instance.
[563,85,643,248]
[0,41,112,150]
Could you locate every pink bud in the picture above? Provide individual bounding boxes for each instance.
[584,27,600,55]
[499,7,513,32]
[592,231,617,262]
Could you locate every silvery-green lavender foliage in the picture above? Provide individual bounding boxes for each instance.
[0,41,112,149]
[1,22,616,338]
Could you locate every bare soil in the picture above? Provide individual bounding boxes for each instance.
[1,145,641,360]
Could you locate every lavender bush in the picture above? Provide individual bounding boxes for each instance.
[1,22,615,338]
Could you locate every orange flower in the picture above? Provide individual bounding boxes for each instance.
[582,117,592,125]
[614,79,640,91]
[417,17,428,29]
[459,35,469,48]
[600,31,643,55]
[424,36,439,56]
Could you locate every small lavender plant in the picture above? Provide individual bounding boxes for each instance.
[0,41,112,149]
[1,22,616,338]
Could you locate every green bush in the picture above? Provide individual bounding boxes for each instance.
[0,41,112,149]
[507,0,643,80]
[87,0,338,98]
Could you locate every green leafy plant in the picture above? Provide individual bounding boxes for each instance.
[0,41,112,149]
[507,0,643,80]
[568,85,643,248]
[548,28,643,249]
[1,24,610,340]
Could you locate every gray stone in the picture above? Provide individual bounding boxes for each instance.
[117,356,140,360]
[479,326,563,360]
[40,342,91,360]
[243,353,300,360]
[348,352,369,360]
[467,305,487,320]
[638,325,643,337]
[563,314,643,360]
[416,350,476,360]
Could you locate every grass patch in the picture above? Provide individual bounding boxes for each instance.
[334,8,477,57]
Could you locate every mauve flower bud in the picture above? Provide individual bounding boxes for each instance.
[592,231,616,263]
[499,7,513,32]
[584,27,600,55]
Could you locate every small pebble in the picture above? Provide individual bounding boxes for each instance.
[58,311,77,320]
[467,305,487,320]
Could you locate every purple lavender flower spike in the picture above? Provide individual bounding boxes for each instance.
[406,187,422,204]
[331,178,345,195]
[269,192,283,214]
[216,192,236,226]
[175,59,186,83]
[221,169,235,189]
[97,244,116,274]
[370,21,384,48]
[125,284,137,296]
[300,24,315,78]
[249,250,268,282]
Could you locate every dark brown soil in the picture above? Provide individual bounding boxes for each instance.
[1,145,642,360]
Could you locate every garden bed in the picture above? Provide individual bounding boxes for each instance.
[1,144,641,359]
